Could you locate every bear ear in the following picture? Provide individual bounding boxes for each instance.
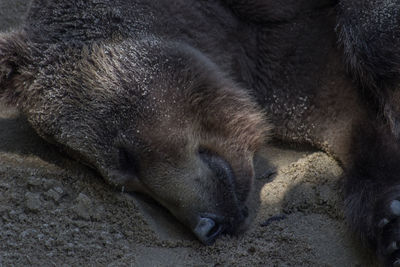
[0,31,34,106]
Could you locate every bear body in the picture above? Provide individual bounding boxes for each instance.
[1,0,400,264]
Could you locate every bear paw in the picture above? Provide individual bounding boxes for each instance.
[376,199,400,266]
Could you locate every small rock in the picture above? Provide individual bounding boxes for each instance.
[18,213,27,222]
[44,189,62,202]
[54,186,64,194]
[25,192,42,213]
[0,182,10,190]
[41,179,56,190]
[72,193,92,220]
[26,177,42,187]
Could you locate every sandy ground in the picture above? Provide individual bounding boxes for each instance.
[0,1,377,266]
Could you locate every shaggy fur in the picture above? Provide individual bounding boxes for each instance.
[337,0,400,141]
[1,0,400,265]
[0,0,269,242]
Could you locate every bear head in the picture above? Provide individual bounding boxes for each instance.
[0,31,269,244]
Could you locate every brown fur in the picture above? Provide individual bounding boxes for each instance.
[0,18,269,239]
[0,31,34,107]
[1,0,400,265]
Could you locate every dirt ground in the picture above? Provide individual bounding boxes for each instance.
[0,1,377,266]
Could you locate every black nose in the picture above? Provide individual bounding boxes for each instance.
[193,217,224,245]
[193,208,249,245]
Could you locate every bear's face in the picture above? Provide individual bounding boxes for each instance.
[1,36,269,244]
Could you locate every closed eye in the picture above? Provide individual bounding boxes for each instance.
[198,147,235,185]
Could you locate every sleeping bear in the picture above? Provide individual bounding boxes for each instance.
[1,0,399,265]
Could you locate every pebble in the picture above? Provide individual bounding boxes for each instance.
[26,177,42,187]
[25,192,42,213]
[0,182,10,190]
[72,193,92,220]
[54,186,64,194]
[42,179,57,190]
[18,213,27,222]
[45,189,62,202]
